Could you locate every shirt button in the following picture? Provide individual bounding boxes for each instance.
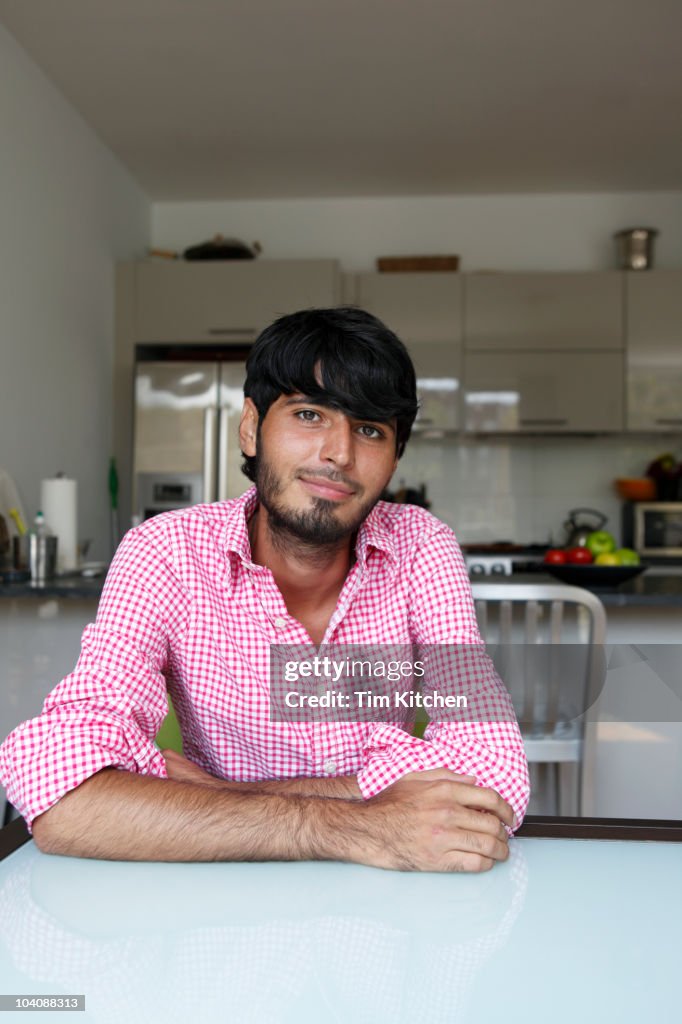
[322,759,337,774]
[273,616,287,629]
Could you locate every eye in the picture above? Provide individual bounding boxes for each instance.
[295,409,321,422]
[357,424,384,439]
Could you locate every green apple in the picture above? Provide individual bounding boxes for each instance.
[586,530,616,557]
[614,547,640,566]
[595,552,619,566]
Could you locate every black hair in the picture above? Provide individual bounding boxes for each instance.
[241,306,419,482]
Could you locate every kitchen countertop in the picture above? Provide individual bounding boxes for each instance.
[2,571,682,605]
[486,571,682,607]
[0,574,105,600]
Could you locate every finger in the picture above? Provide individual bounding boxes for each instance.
[161,748,186,763]
[450,784,515,828]
[434,825,509,865]
[443,815,509,858]
[447,806,509,842]
[439,852,496,873]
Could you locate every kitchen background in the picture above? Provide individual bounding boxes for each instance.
[1,3,682,824]
[1,2,681,556]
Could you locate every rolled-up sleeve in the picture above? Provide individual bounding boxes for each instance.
[0,530,187,831]
[356,525,530,830]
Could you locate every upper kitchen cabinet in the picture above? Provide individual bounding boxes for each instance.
[133,259,340,343]
[353,272,462,431]
[464,351,624,433]
[625,270,682,431]
[464,272,623,351]
[463,272,624,433]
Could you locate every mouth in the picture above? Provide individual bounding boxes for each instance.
[298,475,356,502]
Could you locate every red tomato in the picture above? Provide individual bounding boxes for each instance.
[566,546,593,564]
[544,548,568,564]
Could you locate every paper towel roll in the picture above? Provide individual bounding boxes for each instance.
[41,477,78,572]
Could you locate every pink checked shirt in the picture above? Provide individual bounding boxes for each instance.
[0,487,530,831]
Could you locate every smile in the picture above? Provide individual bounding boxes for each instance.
[298,476,356,502]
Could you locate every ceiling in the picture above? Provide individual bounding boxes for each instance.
[1,0,681,200]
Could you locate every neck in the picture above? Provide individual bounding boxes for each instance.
[248,506,354,597]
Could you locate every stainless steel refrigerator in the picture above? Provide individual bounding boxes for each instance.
[133,354,250,520]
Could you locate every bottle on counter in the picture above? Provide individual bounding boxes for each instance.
[29,510,57,582]
[32,510,51,538]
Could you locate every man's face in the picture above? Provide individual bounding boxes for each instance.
[239,394,399,546]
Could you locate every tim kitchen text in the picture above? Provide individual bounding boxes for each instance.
[283,690,468,709]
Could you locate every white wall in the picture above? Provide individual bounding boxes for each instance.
[152,192,682,272]
[0,23,150,561]
[396,434,668,545]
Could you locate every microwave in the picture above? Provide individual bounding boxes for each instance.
[622,502,682,558]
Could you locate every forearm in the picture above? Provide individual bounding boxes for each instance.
[160,748,362,800]
[31,768,366,863]
[201,775,361,800]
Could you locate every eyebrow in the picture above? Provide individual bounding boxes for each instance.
[282,396,397,433]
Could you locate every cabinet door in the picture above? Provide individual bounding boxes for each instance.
[463,352,624,432]
[354,272,462,431]
[626,270,682,431]
[135,260,339,342]
[465,273,623,351]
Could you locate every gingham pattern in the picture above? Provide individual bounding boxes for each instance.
[0,487,529,830]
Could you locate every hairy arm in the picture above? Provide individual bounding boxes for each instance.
[32,761,513,872]
[160,748,363,798]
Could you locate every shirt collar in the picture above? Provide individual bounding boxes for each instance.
[221,487,260,566]
[354,500,397,570]
[221,486,397,570]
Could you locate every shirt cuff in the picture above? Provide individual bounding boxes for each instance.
[356,724,448,799]
[0,713,168,832]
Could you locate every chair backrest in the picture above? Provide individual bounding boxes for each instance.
[470,582,607,737]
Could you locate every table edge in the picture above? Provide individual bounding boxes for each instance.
[2,814,682,862]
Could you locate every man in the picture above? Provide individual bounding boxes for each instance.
[0,307,529,871]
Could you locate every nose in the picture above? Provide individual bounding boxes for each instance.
[319,415,355,469]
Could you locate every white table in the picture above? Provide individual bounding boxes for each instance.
[0,822,680,1023]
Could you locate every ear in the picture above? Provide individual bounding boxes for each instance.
[239,398,259,456]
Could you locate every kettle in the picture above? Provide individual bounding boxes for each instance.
[563,508,608,548]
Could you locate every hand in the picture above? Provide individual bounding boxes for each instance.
[162,749,224,789]
[364,769,514,873]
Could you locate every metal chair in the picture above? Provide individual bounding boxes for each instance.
[470,582,607,816]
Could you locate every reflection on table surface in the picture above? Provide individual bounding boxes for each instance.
[0,838,680,1024]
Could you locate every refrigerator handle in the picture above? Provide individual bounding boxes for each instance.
[218,406,230,502]
[203,408,218,503]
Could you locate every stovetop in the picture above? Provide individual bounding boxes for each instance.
[461,542,549,577]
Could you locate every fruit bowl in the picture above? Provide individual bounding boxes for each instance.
[544,563,647,587]
[614,477,656,501]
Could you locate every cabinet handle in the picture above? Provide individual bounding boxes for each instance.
[654,418,682,426]
[207,327,257,338]
[519,418,568,426]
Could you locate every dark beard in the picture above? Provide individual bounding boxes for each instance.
[255,451,379,552]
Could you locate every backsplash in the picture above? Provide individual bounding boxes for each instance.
[395,434,681,546]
